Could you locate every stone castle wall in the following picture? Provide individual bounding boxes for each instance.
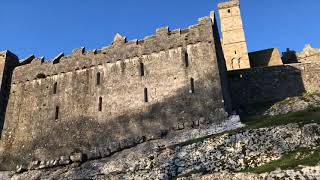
[296,44,320,63]
[0,17,230,170]
[228,62,320,115]
[249,48,283,68]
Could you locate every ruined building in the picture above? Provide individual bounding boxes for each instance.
[0,0,320,170]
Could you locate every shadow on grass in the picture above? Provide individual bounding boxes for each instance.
[243,107,320,130]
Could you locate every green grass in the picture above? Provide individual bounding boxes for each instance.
[243,107,320,130]
[170,107,320,178]
[243,147,320,174]
[171,107,320,148]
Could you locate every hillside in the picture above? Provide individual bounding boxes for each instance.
[5,104,320,180]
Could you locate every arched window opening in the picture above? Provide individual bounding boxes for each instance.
[140,63,145,76]
[98,97,102,112]
[144,88,148,103]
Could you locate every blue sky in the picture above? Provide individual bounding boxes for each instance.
[0,0,319,60]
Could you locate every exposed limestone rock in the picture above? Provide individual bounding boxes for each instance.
[189,166,320,180]
[9,123,320,180]
[0,171,10,180]
[264,92,320,116]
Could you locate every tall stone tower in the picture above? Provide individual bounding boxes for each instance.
[218,0,250,70]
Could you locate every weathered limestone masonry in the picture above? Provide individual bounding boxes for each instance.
[249,48,283,68]
[218,0,251,70]
[0,15,230,170]
[228,62,320,115]
[282,44,320,64]
[0,51,19,134]
[296,44,320,63]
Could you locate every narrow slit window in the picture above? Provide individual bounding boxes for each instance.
[140,62,145,76]
[55,106,59,120]
[190,78,195,94]
[234,50,237,54]
[53,82,57,94]
[98,97,102,111]
[144,88,148,102]
[185,52,189,67]
[96,72,101,86]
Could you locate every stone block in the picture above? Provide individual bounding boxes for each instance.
[156,27,169,36]
[59,156,71,165]
[199,117,206,125]
[38,161,47,169]
[72,47,85,55]
[16,165,27,173]
[99,148,111,158]
[28,160,40,170]
[134,136,144,144]
[184,121,193,128]
[178,124,184,130]
[193,120,200,127]
[86,149,101,160]
[109,143,120,153]
[70,153,85,162]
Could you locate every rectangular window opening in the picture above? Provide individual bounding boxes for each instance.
[190,78,195,94]
[99,97,102,111]
[185,52,189,67]
[53,82,57,94]
[140,63,145,76]
[97,72,101,86]
[144,88,148,102]
[55,106,59,120]
[228,9,231,13]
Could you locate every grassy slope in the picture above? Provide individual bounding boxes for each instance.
[243,147,320,174]
[241,107,320,173]
[174,107,320,177]
[174,107,320,148]
[243,107,320,129]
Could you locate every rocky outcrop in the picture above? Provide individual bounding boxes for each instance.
[187,166,320,180]
[9,122,320,180]
[264,92,320,116]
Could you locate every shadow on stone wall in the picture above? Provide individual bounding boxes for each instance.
[248,49,275,68]
[282,49,299,64]
[228,65,306,117]
[0,76,226,171]
[0,56,18,137]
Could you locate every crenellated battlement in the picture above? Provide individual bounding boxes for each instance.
[12,17,214,84]
[217,0,239,9]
